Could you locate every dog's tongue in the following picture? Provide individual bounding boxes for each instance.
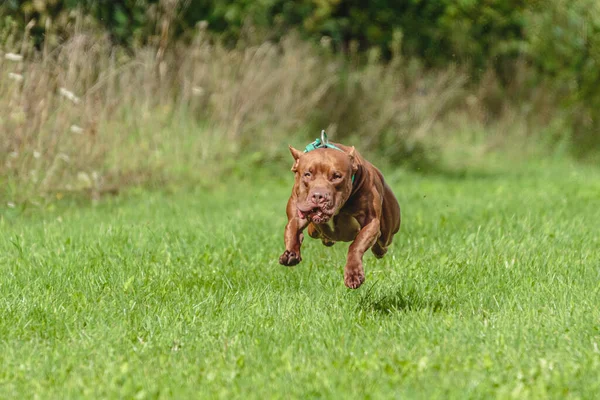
[297,209,308,219]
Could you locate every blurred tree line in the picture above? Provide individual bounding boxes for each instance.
[0,0,533,67]
[2,0,599,147]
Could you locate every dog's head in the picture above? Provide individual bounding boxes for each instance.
[289,145,358,224]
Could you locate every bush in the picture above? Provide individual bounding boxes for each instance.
[524,0,600,150]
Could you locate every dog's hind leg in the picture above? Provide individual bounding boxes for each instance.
[307,223,336,247]
[307,223,320,239]
[371,240,388,258]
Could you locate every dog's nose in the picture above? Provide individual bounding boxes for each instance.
[311,191,329,204]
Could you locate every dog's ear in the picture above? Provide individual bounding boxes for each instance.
[289,146,303,172]
[347,146,359,173]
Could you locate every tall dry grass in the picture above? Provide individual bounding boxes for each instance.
[0,18,560,203]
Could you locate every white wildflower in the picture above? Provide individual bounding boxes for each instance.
[57,153,70,162]
[8,73,24,82]
[5,53,23,62]
[70,124,84,134]
[77,171,92,187]
[320,36,332,49]
[59,87,81,104]
[33,151,41,159]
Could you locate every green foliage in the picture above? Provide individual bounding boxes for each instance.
[0,0,159,46]
[294,0,528,69]
[0,0,532,66]
[0,0,593,76]
[524,0,600,149]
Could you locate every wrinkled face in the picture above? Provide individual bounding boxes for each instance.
[291,148,356,224]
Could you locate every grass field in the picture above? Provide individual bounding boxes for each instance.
[1,158,599,399]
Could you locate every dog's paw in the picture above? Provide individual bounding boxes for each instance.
[279,250,302,266]
[344,269,365,289]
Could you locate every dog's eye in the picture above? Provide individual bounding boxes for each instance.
[304,172,311,178]
[331,172,342,181]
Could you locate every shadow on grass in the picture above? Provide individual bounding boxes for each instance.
[357,287,445,315]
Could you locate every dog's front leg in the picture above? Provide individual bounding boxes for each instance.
[279,197,309,266]
[344,218,380,289]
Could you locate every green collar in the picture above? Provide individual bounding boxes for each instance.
[303,130,355,183]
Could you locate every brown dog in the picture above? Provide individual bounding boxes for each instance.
[279,139,401,289]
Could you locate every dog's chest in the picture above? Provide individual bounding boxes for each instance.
[319,212,361,242]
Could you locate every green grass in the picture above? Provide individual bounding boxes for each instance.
[1,159,599,399]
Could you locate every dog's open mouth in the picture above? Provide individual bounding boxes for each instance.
[297,205,332,224]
